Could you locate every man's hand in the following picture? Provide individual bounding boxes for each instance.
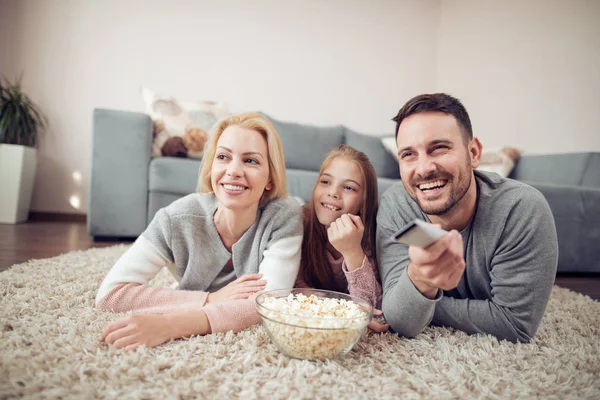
[406,230,465,298]
[207,274,266,304]
[328,214,365,270]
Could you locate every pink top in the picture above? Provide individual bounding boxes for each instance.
[295,251,382,309]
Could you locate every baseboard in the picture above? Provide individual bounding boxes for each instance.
[29,211,87,222]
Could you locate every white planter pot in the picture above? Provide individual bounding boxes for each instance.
[0,144,38,224]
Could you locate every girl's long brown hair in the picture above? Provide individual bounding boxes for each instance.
[301,145,379,291]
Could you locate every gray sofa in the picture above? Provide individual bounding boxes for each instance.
[88,108,600,273]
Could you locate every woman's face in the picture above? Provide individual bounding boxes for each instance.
[211,125,271,212]
[313,157,364,227]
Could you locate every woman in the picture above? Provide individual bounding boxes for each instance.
[296,145,388,332]
[96,113,303,350]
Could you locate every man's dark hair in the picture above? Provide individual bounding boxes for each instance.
[392,93,473,143]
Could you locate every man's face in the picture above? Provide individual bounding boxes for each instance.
[396,111,477,216]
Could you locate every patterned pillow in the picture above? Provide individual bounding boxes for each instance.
[380,136,521,178]
[141,87,228,159]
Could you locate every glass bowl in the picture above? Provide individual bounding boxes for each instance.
[255,288,373,361]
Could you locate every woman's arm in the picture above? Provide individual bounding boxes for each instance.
[202,235,303,333]
[202,203,304,333]
[102,310,212,350]
[103,224,303,348]
[101,200,303,349]
[96,231,209,313]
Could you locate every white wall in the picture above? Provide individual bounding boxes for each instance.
[2,0,599,214]
[1,0,439,214]
[437,0,600,154]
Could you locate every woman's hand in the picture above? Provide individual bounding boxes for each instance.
[328,214,365,270]
[101,310,212,350]
[207,273,266,304]
[101,314,174,350]
[368,309,389,333]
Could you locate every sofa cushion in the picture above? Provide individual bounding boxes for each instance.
[264,114,345,172]
[286,169,319,203]
[377,177,399,197]
[149,157,201,195]
[509,153,595,186]
[344,129,400,179]
[581,153,600,187]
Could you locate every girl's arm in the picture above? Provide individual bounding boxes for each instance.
[343,256,383,309]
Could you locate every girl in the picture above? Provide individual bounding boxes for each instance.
[96,113,303,350]
[296,145,388,332]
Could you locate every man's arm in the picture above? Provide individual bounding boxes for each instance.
[377,196,441,337]
[432,187,558,342]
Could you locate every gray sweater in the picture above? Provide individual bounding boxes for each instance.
[376,170,558,342]
[143,193,304,292]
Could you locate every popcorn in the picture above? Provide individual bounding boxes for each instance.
[258,293,370,360]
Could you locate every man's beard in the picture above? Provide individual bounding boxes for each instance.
[409,162,472,216]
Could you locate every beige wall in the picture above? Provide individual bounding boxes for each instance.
[1,0,439,214]
[1,0,599,214]
[437,0,600,154]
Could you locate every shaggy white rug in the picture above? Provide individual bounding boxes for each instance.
[1,246,599,399]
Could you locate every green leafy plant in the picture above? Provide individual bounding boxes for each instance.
[0,76,47,147]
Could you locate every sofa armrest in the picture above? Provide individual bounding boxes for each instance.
[523,181,600,273]
[87,109,153,239]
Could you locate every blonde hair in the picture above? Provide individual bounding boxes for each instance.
[197,112,288,202]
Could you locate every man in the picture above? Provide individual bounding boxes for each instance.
[377,93,558,342]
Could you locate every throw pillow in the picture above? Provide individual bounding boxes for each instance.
[381,136,398,160]
[380,136,521,178]
[478,147,522,177]
[141,87,228,159]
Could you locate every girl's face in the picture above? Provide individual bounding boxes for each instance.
[211,125,272,212]
[313,157,364,227]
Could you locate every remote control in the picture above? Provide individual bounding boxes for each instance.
[391,219,447,248]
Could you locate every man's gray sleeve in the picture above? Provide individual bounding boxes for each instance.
[377,196,441,338]
[432,187,558,343]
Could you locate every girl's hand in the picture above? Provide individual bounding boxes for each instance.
[328,214,365,270]
[368,309,389,333]
[101,314,173,350]
[327,213,364,254]
[207,274,266,304]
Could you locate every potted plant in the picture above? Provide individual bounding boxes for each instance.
[0,76,47,223]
